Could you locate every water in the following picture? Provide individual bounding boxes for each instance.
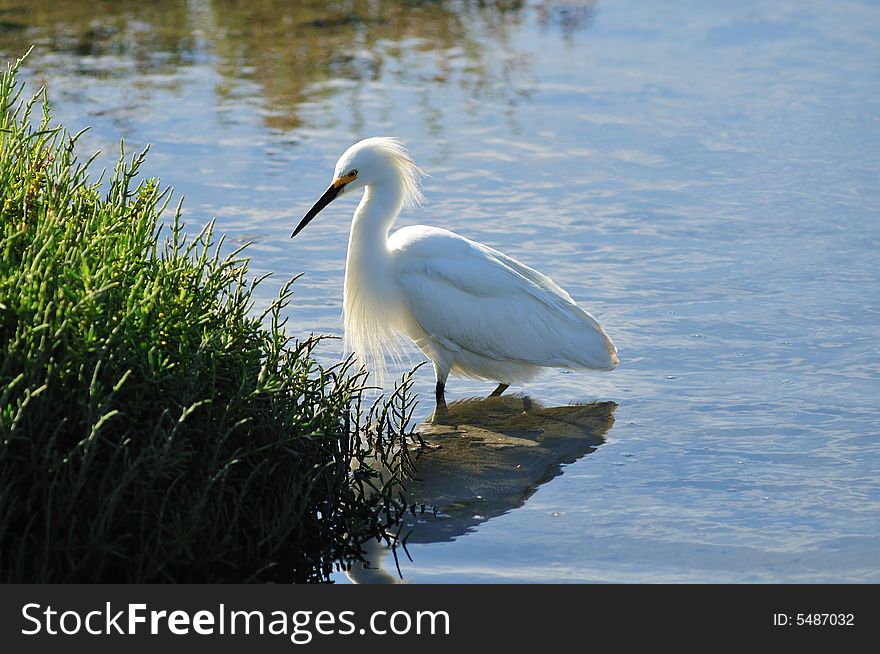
[2,0,878,582]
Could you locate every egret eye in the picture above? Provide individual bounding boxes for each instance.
[348,169,358,178]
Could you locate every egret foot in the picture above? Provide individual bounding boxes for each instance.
[489,383,509,397]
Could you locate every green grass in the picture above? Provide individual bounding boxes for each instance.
[0,51,417,583]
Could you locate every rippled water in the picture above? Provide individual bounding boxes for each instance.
[3,0,878,582]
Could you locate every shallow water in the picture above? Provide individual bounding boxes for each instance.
[3,0,878,582]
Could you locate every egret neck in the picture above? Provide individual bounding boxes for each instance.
[342,179,409,377]
[347,181,403,262]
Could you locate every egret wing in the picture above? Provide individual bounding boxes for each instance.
[392,228,616,369]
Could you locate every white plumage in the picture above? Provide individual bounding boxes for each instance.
[292,137,618,397]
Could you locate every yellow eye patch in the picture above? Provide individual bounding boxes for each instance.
[332,169,358,188]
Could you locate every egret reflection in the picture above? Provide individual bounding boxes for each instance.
[348,395,616,583]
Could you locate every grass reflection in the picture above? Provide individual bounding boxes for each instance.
[0,0,539,131]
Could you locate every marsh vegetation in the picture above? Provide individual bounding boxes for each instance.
[0,54,418,582]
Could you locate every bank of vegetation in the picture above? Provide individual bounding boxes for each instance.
[0,53,415,582]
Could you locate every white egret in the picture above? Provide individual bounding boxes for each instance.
[292,137,618,400]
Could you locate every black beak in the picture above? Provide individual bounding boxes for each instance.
[291,183,344,238]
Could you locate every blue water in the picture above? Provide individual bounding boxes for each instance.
[3,0,878,582]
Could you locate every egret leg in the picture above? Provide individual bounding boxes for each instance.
[433,381,448,418]
[432,358,450,403]
[489,383,509,397]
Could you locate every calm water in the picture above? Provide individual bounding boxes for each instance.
[3,0,878,582]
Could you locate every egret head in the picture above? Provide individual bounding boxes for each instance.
[292,137,424,238]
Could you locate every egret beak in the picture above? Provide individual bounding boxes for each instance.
[291,181,345,238]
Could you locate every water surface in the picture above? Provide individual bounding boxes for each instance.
[2,0,878,582]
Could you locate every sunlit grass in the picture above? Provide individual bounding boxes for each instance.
[0,51,417,583]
